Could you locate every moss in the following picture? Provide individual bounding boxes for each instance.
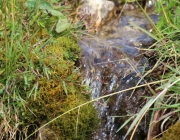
[0,1,97,139]
[154,121,180,140]
[27,36,99,139]
[51,94,99,140]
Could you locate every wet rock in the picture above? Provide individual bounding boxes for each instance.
[79,5,158,140]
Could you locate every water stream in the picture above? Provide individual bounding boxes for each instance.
[79,2,158,140]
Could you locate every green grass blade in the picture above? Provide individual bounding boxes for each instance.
[62,81,68,96]
[116,115,135,132]
[124,78,180,139]
[130,22,160,41]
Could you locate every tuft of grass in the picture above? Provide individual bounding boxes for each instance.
[122,0,180,139]
[0,0,53,138]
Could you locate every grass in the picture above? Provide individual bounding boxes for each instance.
[0,0,98,139]
[124,0,180,139]
[0,0,56,139]
[0,0,180,139]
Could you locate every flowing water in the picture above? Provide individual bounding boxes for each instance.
[79,3,158,140]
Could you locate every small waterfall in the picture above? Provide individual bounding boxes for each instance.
[79,1,158,139]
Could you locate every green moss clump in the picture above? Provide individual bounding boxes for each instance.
[51,94,99,140]
[27,36,99,139]
[154,121,180,140]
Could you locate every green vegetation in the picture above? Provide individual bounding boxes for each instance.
[0,0,180,140]
[154,121,180,140]
[122,0,180,139]
[0,0,98,139]
[148,1,180,139]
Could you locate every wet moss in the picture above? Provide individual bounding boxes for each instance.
[154,121,180,140]
[28,36,99,139]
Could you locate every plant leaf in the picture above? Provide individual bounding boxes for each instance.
[25,0,53,10]
[50,9,64,17]
[25,0,37,8]
[124,97,155,139]
[55,19,71,33]
[116,115,135,132]
[39,0,53,11]
[130,22,160,41]
[62,81,68,96]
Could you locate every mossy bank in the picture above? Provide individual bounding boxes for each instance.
[0,0,98,139]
